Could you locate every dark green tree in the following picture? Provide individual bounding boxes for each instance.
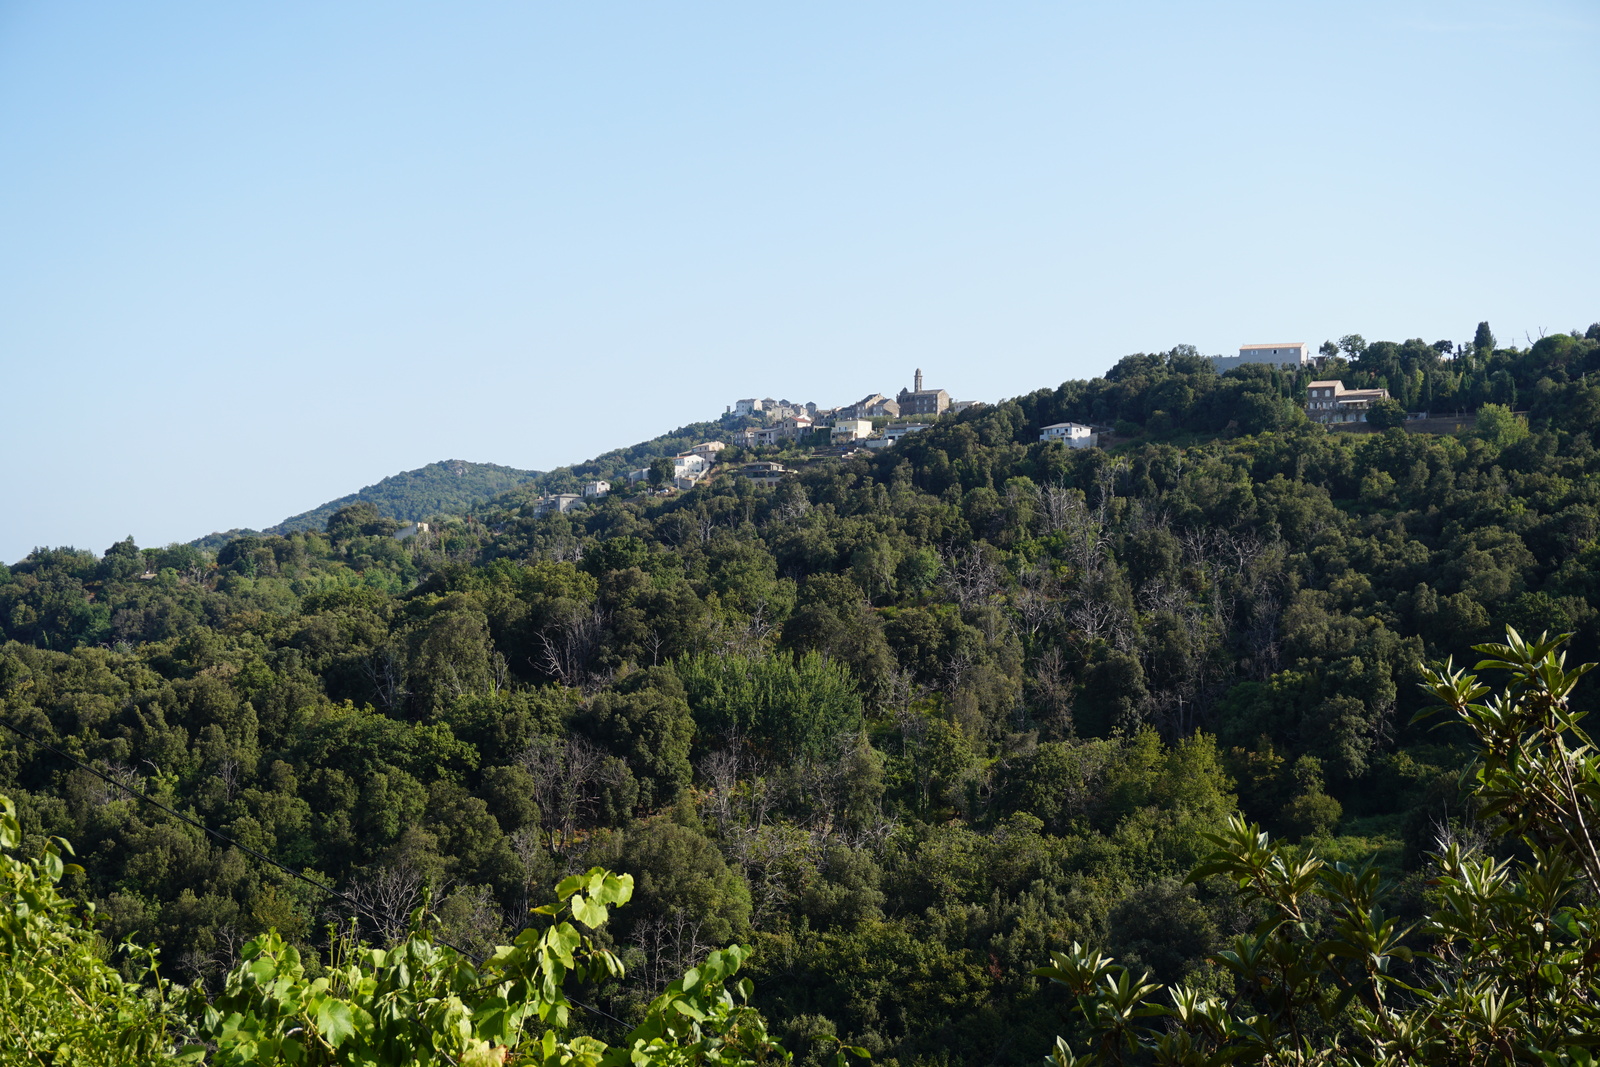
[1365,397,1407,429]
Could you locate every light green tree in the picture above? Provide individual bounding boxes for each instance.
[1475,402,1528,450]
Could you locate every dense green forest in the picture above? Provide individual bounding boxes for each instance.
[4,322,1600,1064]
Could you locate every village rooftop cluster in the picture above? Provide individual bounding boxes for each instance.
[521,348,1402,517]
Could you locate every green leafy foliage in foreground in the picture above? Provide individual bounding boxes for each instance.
[12,632,1600,1064]
[0,822,792,1066]
[1038,629,1600,1065]
[6,323,1600,1065]
[192,868,790,1067]
[0,793,182,1064]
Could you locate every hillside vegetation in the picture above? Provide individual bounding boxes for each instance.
[3,321,1600,1064]
[268,460,542,535]
[190,459,541,550]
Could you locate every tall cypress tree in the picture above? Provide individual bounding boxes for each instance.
[1473,320,1496,354]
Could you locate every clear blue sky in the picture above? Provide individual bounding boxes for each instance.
[2,1,1596,563]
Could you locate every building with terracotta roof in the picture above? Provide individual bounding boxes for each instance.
[1306,380,1389,424]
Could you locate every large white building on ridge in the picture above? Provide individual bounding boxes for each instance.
[1238,342,1312,367]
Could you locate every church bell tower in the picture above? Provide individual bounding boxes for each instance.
[914,368,923,393]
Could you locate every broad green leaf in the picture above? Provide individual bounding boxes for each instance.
[315,998,357,1047]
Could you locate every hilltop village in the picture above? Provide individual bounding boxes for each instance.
[8,320,1600,1066]
[524,345,1429,518]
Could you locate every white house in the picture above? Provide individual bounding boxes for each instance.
[867,423,932,449]
[1039,422,1094,448]
[733,399,765,417]
[831,419,873,443]
[884,423,930,441]
[687,441,727,458]
[1238,342,1312,367]
[581,481,610,498]
[628,454,709,484]
[393,522,430,540]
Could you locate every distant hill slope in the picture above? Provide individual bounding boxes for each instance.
[480,415,749,507]
[189,460,539,548]
[190,417,758,552]
[268,459,539,533]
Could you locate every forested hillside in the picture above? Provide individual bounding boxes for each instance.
[190,460,542,550]
[267,460,542,535]
[3,323,1600,1065]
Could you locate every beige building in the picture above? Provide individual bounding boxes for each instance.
[1306,380,1389,424]
[832,419,874,443]
[532,494,585,516]
[737,415,813,448]
[838,393,901,420]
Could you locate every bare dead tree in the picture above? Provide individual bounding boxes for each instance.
[1233,586,1284,680]
[942,647,976,699]
[507,825,547,920]
[773,488,811,525]
[740,598,777,653]
[518,736,615,852]
[943,546,1002,612]
[896,710,933,811]
[215,756,241,804]
[884,664,931,715]
[1015,563,1062,640]
[725,820,818,928]
[1094,457,1128,524]
[79,761,144,809]
[547,538,585,564]
[534,603,608,688]
[177,922,247,990]
[489,650,510,695]
[1137,577,1186,616]
[1067,594,1119,645]
[644,627,668,667]
[1043,486,1110,581]
[1039,484,1085,535]
[343,860,429,946]
[631,908,713,992]
[1028,646,1075,738]
[362,646,409,715]
[699,746,744,837]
